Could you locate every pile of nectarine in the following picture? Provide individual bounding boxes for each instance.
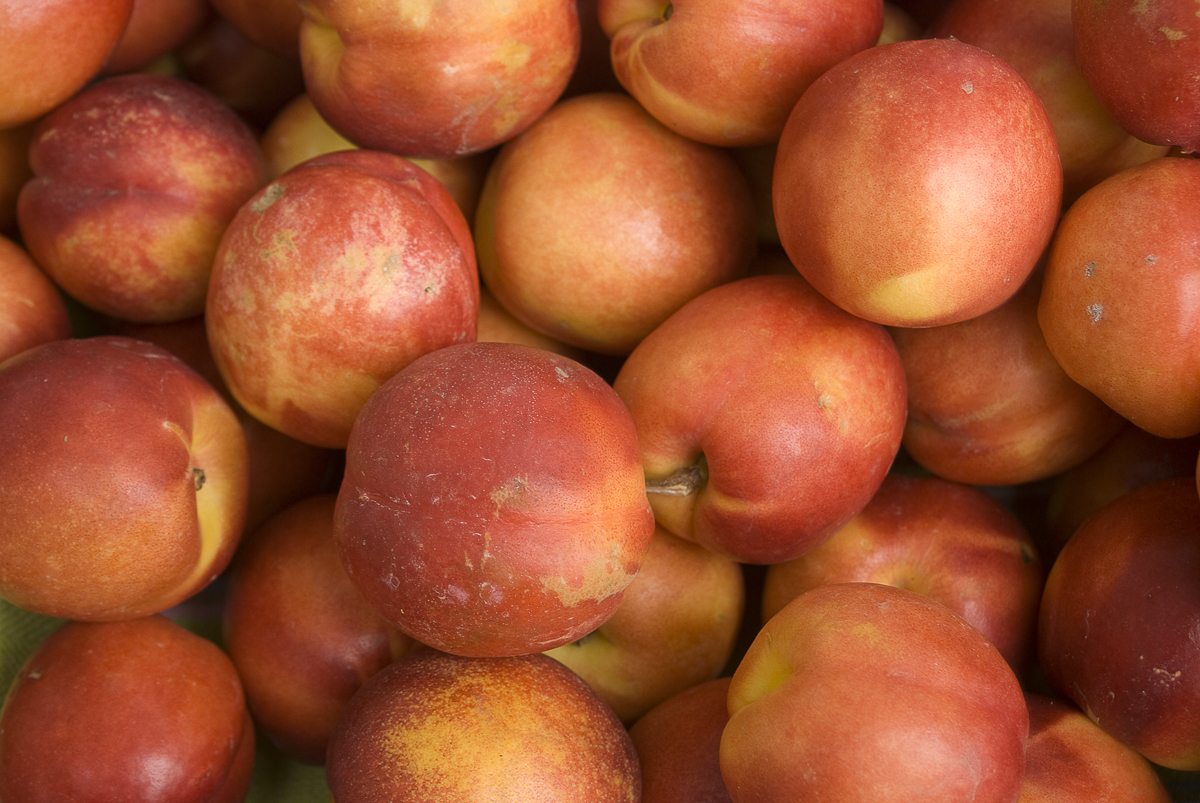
[2,0,1200,802]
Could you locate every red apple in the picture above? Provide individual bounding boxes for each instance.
[762,473,1045,679]
[1038,476,1200,770]
[628,677,734,803]
[205,147,479,449]
[613,273,907,565]
[1043,422,1200,559]
[0,234,72,363]
[1020,692,1172,803]
[334,341,656,658]
[722,582,1028,803]
[474,92,757,356]
[101,0,213,75]
[1072,0,1200,153]
[258,92,494,222]
[0,335,249,621]
[0,615,255,803]
[325,649,640,802]
[223,493,419,765]
[298,0,580,159]
[774,37,1062,328]
[890,268,1127,487]
[599,0,883,147]
[929,0,1169,207]
[1038,155,1200,439]
[17,72,270,324]
[0,0,134,129]
[544,525,744,724]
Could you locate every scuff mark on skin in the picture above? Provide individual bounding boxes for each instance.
[1086,303,1103,323]
[250,182,285,213]
[490,476,530,518]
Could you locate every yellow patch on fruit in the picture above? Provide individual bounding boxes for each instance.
[862,268,948,324]
[728,630,794,710]
[382,673,572,797]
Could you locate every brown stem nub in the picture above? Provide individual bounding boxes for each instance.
[645,458,706,497]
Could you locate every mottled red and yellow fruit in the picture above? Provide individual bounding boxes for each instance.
[600,0,884,147]
[17,73,269,324]
[774,37,1062,328]
[298,0,580,159]
[0,336,249,621]
[326,650,640,802]
[206,148,479,450]
[334,341,655,658]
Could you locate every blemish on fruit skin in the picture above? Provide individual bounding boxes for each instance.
[250,182,285,213]
[1085,261,1096,277]
[1087,303,1103,323]
[961,81,974,94]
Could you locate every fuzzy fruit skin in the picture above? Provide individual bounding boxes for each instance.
[334,341,656,658]
[325,650,640,803]
[17,73,270,324]
[613,273,907,565]
[1038,476,1200,771]
[773,37,1062,328]
[1037,156,1200,439]
[0,335,249,621]
[298,0,580,159]
[205,148,479,450]
[1072,0,1200,153]
[722,582,1028,803]
[0,0,133,129]
[0,615,255,803]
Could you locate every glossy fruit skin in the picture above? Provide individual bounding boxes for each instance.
[774,37,1062,328]
[1038,476,1200,771]
[0,615,255,803]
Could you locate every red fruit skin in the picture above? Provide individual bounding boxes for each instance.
[1038,476,1200,771]
[0,615,255,803]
